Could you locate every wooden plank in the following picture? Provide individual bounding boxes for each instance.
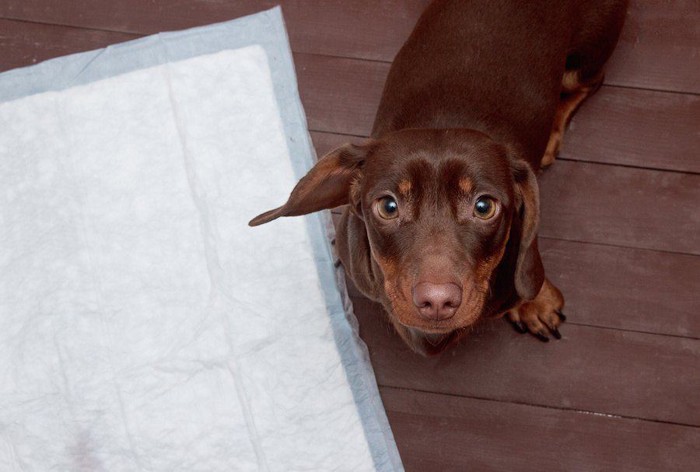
[352,297,700,426]
[539,238,700,338]
[605,0,700,94]
[1,1,697,94]
[0,19,137,72]
[537,160,700,255]
[312,131,700,256]
[310,130,357,157]
[381,387,700,472]
[561,87,700,173]
[295,53,386,139]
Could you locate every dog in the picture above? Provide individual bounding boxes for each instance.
[250,0,628,355]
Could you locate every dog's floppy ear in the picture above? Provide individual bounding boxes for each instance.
[249,142,372,226]
[511,160,545,300]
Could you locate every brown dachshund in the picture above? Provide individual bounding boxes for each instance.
[251,0,628,355]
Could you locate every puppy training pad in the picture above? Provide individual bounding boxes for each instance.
[0,8,402,471]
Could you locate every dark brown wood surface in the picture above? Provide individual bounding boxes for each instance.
[1,1,698,470]
[382,387,700,472]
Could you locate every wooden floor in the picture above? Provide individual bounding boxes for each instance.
[1,1,698,470]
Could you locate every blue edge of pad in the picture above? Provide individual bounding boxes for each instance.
[0,7,404,472]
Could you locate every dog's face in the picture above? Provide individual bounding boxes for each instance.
[356,130,521,351]
[251,129,543,355]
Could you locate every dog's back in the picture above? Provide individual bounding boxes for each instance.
[372,0,628,168]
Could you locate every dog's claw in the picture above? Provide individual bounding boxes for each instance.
[555,309,567,321]
[535,331,550,342]
[511,320,527,334]
[551,327,562,340]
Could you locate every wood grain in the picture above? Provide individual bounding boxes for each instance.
[0,19,137,72]
[381,387,700,472]
[353,297,700,426]
[295,53,386,139]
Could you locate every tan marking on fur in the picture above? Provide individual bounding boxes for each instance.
[561,70,580,93]
[458,177,473,194]
[398,179,412,196]
[542,129,563,167]
[541,71,605,167]
[370,251,404,306]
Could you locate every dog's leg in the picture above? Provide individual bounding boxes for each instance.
[507,278,565,341]
[542,0,627,168]
[541,70,604,168]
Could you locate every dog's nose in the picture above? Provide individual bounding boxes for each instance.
[412,282,462,320]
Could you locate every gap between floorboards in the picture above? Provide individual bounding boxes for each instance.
[380,385,700,430]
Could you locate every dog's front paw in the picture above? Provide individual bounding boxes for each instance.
[507,278,565,342]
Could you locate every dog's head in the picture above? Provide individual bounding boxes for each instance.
[250,129,543,355]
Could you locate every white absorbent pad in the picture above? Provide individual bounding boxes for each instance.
[0,8,402,472]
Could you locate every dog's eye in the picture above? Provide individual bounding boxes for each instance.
[474,196,497,220]
[376,196,399,220]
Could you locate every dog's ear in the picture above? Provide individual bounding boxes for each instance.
[511,160,544,300]
[249,142,372,226]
